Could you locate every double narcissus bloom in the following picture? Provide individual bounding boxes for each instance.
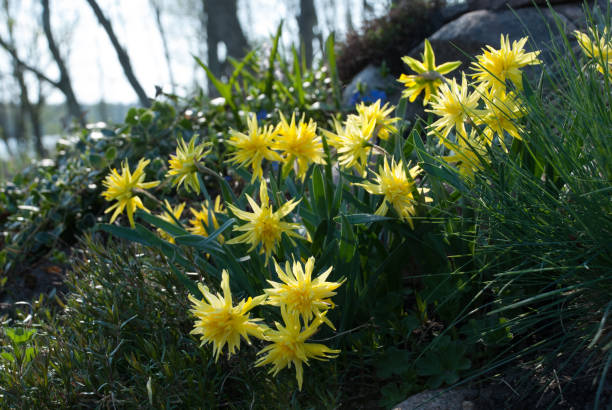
[157,200,186,243]
[476,90,525,150]
[189,195,225,242]
[441,130,489,178]
[398,39,461,105]
[102,158,160,227]
[265,257,344,329]
[352,99,399,140]
[226,179,302,262]
[427,73,482,138]
[255,306,339,391]
[323,117,376,175]
[575,28,612,75]
[274,112,325,180]
[167,136,210,193]
[472,35,541,94]
[227,113,282,182]
[189,270,267,361]
[355,158,431,229]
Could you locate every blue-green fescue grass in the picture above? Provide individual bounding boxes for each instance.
[420,7,612,407]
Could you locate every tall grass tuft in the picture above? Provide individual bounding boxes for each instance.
[441,8,612,406]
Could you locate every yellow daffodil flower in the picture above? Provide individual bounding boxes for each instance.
[189,195,225,243]
[264,257,344,329]
[255,307,339,390]
[353,99,399,140]
[475,90,525,150]
[440,130,488,178]
[575,28,612,75]
[427,72,482,138]
[398,39,461,105]
[157,200,186,243]
[167,136,210,193]
[274,112,325,180]
[471,35,541,94]
[102,158,160,227]
[322,116,377,175]
[227,113,282,182]
[355,158,431,229]
[226,179,302,262]
[189,270,267,361]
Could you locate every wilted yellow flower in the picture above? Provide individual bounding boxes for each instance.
[102,158,160,227]
[575,28,612,74]
[322,117,376,175]
[189,270,267,361]
[157,200,186,243]
[265,257,344,328]
[167,136,210,193]
[398,39,461,105]
[255,307,339,390]
[472,35,541,94]
[353,99,399,140]
[226,179,302,262]
[355,158,431,229]
[427,73,482,138]
[274,112,325,180]
[227,113,282,182]
[189,195,225,243]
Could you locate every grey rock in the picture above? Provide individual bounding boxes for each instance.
[407,7,577,78]
[466,0,571,11]
[341,64,397,107]
[341,64,424,125]
[393,388,477,410]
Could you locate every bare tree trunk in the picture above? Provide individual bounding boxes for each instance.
[85,0,150,107]
[31,82,46,157]
[41,0,84,126]
[4,0,45,156]
[202,0,248,82]
[150,0,175,94]
[0,101,13,156]
[297,0,317,68]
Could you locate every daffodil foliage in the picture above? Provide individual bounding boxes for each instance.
[96,26,612,397]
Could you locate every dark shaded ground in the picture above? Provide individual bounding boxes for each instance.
[0,257,67,316]
[470,360,612,409]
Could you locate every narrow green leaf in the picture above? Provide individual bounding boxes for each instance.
[265,21,284,98]
[193,56,233,108]
[136,210,188,237]
[311,166,328,219]
[339,215,356,262]
[337,213,393,225]
[292,46,305,106]
[325,32,341,109]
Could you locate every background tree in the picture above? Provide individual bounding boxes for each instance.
[85,0,150,107]
[202,0,248,83]
[297,0,318,68]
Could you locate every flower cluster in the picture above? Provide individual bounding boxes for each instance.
[399,34,541,176]
[98,31,552,392]
[189,256,343,390]
[227,112,325,182]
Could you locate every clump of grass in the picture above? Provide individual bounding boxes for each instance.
[436,9,612,406]
[0,236,345,408]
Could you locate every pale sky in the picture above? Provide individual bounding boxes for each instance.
[0,0,389,105]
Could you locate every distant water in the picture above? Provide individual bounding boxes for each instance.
[0,135,59,160]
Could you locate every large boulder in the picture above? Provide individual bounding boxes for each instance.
[404,6,586,83]
[466,0,573,11]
